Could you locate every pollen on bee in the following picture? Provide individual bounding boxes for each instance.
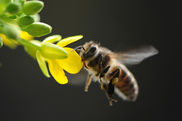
[112,78,118,85]
[100,84,105,90]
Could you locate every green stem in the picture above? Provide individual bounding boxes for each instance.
[17,38,41,49]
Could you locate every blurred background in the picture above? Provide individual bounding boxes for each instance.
[0,0,180,121]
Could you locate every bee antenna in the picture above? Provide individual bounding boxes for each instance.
[74,45,85,51]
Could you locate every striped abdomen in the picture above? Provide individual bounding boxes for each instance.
[115,68,139,101]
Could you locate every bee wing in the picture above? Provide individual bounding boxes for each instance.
[66,68,88,86]
[112,45,159,65]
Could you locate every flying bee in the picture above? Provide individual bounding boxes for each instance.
[74,41,158,106]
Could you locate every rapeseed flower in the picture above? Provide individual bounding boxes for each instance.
[35,35,83,84]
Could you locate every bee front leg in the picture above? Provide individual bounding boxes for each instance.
[84,74,92,92]
[74,45,85,53]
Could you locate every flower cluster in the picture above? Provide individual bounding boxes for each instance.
[0,0,83,84]
[0,0,51,48]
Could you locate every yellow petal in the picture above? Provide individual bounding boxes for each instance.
[20,31,33,40]
[48,60,68,84]
[0,33,18,49]
[36,51,50,78]
[55,47,83,74]
[43,35,62,43]
[57,35,83,47]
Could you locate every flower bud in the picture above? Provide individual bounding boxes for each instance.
[23,1,44,15]
[24,22,52,37]
[18,15,34,28]
[3,24,20,40]
[6,2,21,14]
[40,42,68,59]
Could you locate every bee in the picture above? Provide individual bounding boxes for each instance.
[75,41,158,106]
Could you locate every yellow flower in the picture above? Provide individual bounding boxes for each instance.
[0,31,33,49]
[36,35,83,84]
[20,31,33,40]
[0,33,18,49]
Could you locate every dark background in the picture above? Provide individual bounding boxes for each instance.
[0,0,181,121]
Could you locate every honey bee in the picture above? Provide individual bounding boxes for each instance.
[75,41,158,106]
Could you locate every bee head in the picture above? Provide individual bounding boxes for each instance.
[78,41,99,61]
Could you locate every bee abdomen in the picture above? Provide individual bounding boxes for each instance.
[115,69,138,101]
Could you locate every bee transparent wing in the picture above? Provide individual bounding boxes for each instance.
[66,68,88,86]
[113,45,159,65]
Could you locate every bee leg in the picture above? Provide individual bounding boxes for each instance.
[100,83,107,91]
[74,45,85,51]
[106,68,120,106]
[106,94,118,106]
[84,74,92,92]
[99,77,104,90]
[99,66,110,90]
[74,45,85,53]
[105,81,118,106]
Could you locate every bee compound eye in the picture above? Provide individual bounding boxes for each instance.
[89,46,96,53]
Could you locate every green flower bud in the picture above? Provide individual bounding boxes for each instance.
[0,37,3,48]
[24,22,52,37]
[3,24,20,40]
[18,15,34,28]
[40,42,68,59]
[6,2,21,14]
[23,1,44,15]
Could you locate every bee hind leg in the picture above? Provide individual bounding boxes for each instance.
[84,74,92,92]
[106,68,120,106]
[99,83,117,106]
[106,81,118,106]
[105,93,118,106]
[107,95,118,106]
